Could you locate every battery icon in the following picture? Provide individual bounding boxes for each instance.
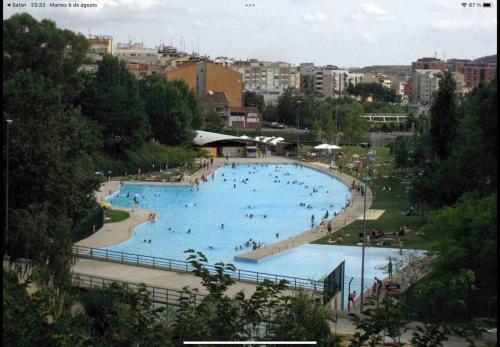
[483,2,492,7]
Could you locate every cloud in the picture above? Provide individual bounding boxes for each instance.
[351,13,366,23]
[303,12,328,23]
[359,1,393,21]
[359,32,380,45]
[432,18,497,30]
[434,0,459,9]
[361,1,388,15]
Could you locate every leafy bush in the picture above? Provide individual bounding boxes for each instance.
[72,204,104,242]
[91,143,200,176]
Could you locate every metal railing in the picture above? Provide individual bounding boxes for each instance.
[73,245,324,292]
[73,273,206,306]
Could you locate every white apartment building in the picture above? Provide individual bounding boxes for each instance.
[232,59,301,104]
[114,42,158,65]
[347,72,364,87]
[301,64,364,97]
[213,57,234,68]
[412,69,443,105]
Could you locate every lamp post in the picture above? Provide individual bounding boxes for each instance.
[320,98,323,142]
[5,118,13,255]
[360,174,368,310]
[296,100,302,155]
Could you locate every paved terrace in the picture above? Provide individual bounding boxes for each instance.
[72,257,305,298]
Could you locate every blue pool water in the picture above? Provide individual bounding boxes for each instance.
[106,164,351,265]
[104,163,424,291]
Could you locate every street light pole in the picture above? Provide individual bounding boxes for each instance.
[296,100,301,154]
[360,175,367,310]
[320,98,323,142]
[5,118,13,255]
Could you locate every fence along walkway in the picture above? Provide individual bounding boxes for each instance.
[73,245,324,292]
[74,272,206,306]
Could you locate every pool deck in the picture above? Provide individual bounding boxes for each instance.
[82,157,373,257]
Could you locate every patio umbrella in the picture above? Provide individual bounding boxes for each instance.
[314,144,341,153]
[314,143,341,153]
[99,201,112,209]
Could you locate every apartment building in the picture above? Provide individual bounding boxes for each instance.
[213,57,234,68]
[198,91,231,126]
[228,106,260,129]
[412,69,443,105]
[86,35,114,62]
[231,60,300,104]
[164,60,243,108]
[301,64,363,97]
[157,45,191,68]
[115,42,158,65]
[463,63,496,87]
[411,57,448,71]
[126,63,151,78]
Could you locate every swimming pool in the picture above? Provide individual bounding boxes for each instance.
[106,163,351,264]
[104,163,421,291]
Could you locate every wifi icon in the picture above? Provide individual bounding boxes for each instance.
[461,2,467,6]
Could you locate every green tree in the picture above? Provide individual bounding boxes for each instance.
[276,88,297,125]
[270,291,341,346]
[406,194,496,322]
[349,298,407,347]
[324,114,338,144]
[391,135,428,168]
[3,17,101,312]
[4,70,100,266]
[262,104,278,122]
[3,13,90,102]
[205,111,224,133]
[3,270,92,346]
[171,250,340,344]
[423,194,496,292]
[346,82,399,103]
[411,78,496,207]
[80,54,150,155]
[80,282,171,346]
[308,119,322,141]
[340,103,368,145]
[141,78,200,145]
[408,323,450,347]
[429,71,457,160]
[243,91,265,113]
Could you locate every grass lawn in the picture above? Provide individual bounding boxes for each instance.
[311,146,432,250]
[104,209,130,224]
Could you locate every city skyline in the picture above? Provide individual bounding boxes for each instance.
[3,0,497,67]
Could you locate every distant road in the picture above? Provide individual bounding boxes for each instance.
[262,127,307,133]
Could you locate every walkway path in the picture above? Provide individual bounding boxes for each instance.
[72,257,302,298]
[75,207,151,248]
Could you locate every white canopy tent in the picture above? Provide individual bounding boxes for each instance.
[313,144,341,151]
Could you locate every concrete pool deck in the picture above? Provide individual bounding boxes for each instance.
[81,157,373,258]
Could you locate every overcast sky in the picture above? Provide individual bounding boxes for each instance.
[3,0,497,67]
